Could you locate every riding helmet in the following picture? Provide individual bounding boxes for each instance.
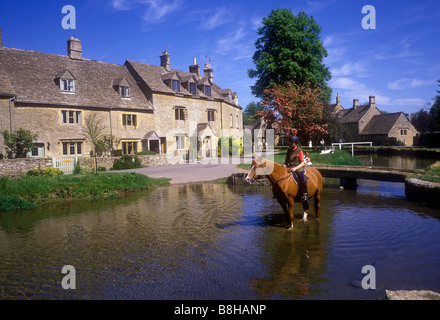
[289,135,299,143]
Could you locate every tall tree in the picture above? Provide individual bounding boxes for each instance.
[248,8,332,101]
[259,81,327,139]
[243,101,264,125]
[429,79,440,126]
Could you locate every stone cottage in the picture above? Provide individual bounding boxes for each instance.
[327,93,418,146]
[0,29,243,162]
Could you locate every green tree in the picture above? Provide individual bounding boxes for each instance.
[429,79,440,126]
[1,128,38,158]
[243,101,264,125]
[248,8,332,101]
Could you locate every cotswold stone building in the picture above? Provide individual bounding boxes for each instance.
[327,93,419,146]
[0,30,242,162]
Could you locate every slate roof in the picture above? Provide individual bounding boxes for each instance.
[337,104,371,123]
[0,44,241,110]
[126,59,240,107]
[0,47,153,111]
[360,112,403,135]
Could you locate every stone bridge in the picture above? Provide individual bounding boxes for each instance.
[227,165,440,209]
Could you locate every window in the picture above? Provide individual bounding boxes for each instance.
[230,114,233,127]
[122,114,137,126]
[62,110,81,124]
[120,86,130,98]
[175,107,186,121]
[122,141,138,155]
[176,135,185,150]
[204,85,211,97]
[60,79,75,92]
[207,110,215,122]
[236,115,239,128]
[172,79,180,92]
[62,142,83,155]
[400,129,407,136]
[189,82,197,94]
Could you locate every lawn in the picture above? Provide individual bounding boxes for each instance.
[0,172,170,212]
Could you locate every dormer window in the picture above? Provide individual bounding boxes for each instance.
[120,86,130,98]
[61,79,75,92]
[204,85,211,97]
[113,78,131,98]
[189,82,197,94]
[172,79,180,92]
[56,69,76,93]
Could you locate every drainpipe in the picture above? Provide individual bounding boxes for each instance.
[8,95,16,133]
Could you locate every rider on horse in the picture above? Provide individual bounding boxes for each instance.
[284,135,308,202]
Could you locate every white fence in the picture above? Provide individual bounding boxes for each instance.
[331,142,372,156]
[52,156,77,174]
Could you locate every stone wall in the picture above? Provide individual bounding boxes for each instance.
[0,157,54,177]
[0,154,168,178]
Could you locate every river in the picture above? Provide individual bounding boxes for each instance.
[1,178,439,300]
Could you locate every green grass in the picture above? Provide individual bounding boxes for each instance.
[412,161,440,183]
[0,172,170,212]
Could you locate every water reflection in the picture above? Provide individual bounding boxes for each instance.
[358,154,436,169]
[0,181,440,300]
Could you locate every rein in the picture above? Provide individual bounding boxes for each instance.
[251,163,292,183]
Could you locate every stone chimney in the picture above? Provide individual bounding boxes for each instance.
[369,95,376,108]
[353,99,359,109]
[336,92,341,106]
[189,57,200,76]
[0,27,4,50]
[160,51,170,70]
[67,37,82,60]
[204,62,213,83]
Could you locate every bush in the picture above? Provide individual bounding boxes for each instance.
[0,195,36,212]
[42,167,64,176]
[27,167,64,177]
[27,168,41,176]
[111,155,143,170]
[73,159,81,174]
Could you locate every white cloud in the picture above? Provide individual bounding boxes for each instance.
[111,0,182,24]
[331,61,368,77]
[215,27,254,60]
[388,78,433,90]
[200,6,233,30]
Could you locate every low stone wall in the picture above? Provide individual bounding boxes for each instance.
[0,157,54,178]
[405,177,440,209]
[77,154,168,171]
[0,154,168,177]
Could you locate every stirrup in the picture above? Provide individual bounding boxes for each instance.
[301,193,309,202]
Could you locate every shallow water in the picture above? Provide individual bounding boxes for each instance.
[0,180,439,300]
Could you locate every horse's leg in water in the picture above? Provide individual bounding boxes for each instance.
[287,197,295,229]
[276,198,289,225]
[301,199,310,222]
[314,191,321,218]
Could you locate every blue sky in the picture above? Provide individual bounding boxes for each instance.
[1,0,439,115]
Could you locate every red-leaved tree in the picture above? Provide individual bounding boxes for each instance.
[259,81,327,139]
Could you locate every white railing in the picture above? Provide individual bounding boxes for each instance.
[52,156,77,174]
[331,142,373,156]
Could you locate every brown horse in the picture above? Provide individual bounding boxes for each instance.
[245,157,323,229]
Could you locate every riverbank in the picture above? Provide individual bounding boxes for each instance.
[0,172,171,212]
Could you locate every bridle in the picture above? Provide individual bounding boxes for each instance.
[245,161,292,184]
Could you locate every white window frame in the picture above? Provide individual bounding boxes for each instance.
[60,79,75,92]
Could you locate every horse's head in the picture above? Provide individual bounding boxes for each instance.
[245,156,268,184]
